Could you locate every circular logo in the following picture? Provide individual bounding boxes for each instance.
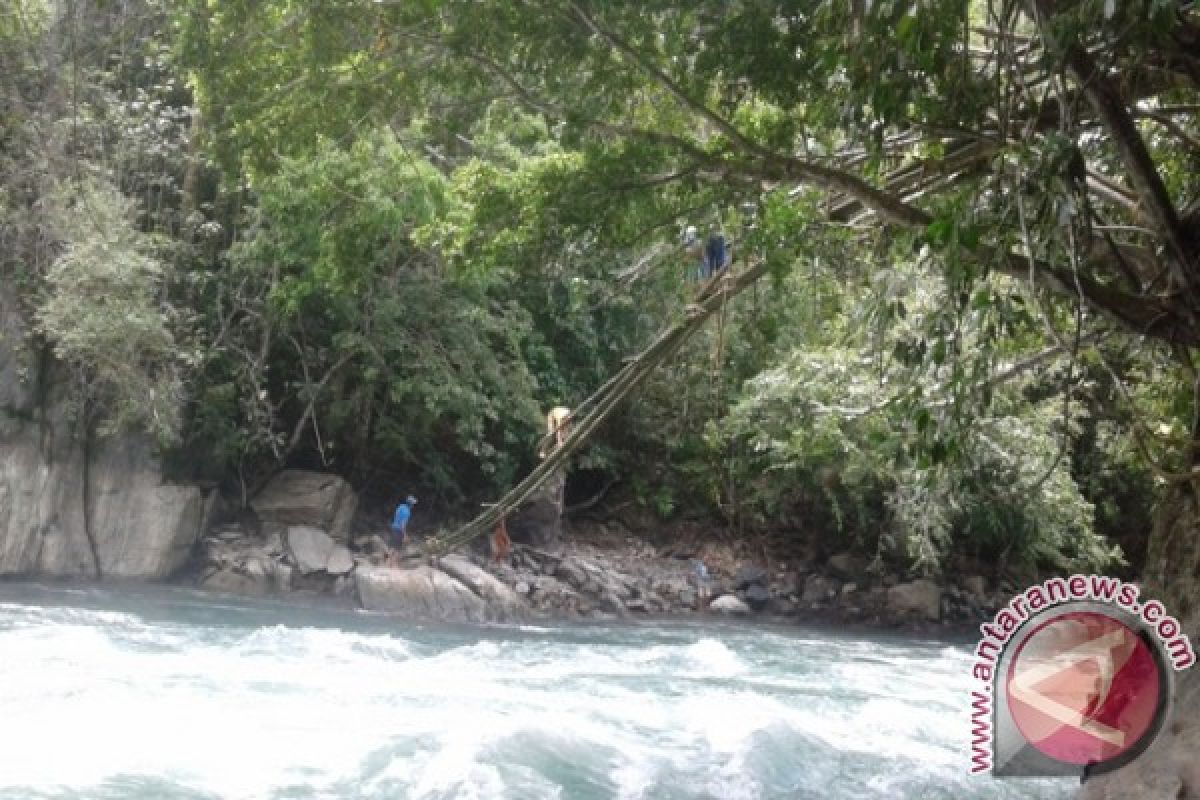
[1005,610,1168,769]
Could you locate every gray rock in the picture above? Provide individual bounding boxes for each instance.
[0,287,217,581]
[710,595,752,614]
[733,563,768,590]
[888,579,942,621]
[242,556,269,581]
[356,565,488,623]
[0,412,214,580]
[742,584,771,611]
[767,597,798,615]
[515,580,531,595]
[597,589,627,615]
[654,576,691,597]
[555,556,636,601]
[286,526,335,574]
[201,567,271,597]
[436,555,529,622]
[526,574,583,615]
[325,545,355,576]
[802,574,841,605]
[355,534,389,556]
[555,557,587,589]
[777,571,806,597]
[283,525,355,576]
[263,532,284,556]
[251,470,358,542]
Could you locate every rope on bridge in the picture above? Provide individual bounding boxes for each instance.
[423,259,770,556]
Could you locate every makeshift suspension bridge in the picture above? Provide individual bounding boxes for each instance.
[423,259,769,557]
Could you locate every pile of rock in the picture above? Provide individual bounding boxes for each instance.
[195,471,368,598]
[199,521,362,597]
[192,470,535,624]
[489,549,665,618]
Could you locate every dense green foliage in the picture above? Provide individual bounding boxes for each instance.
[4,0,1199,577]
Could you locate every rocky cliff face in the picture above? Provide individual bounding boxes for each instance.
[0,286,212,580]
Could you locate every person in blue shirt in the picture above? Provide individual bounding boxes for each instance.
[388,495,417,566]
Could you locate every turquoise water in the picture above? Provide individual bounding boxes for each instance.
[0,583,1073,799]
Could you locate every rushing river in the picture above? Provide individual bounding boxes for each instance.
[0,583,1074,800]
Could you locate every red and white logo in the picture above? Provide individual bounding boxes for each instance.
[1005,610,1164,768]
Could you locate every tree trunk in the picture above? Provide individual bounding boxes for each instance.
[1077,480,1200,799]
[1144,480,1200,622]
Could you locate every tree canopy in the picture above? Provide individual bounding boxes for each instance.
[4,0,1198,575]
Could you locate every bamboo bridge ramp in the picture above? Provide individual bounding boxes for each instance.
[423,259,768,556]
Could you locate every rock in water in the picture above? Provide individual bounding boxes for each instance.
[356,566,488,623]
[709,595,752,614]
[251,470,358,542]
[201,568,271,597]
[887,579,942,621]
[435,555,529,622]
[742,584,770,611]
[284,525,356,576]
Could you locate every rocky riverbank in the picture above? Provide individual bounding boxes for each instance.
[185,471,1008,630]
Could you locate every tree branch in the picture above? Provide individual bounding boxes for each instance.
[1032,0,1195,289]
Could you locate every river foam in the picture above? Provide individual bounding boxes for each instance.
[0,585,1072,800]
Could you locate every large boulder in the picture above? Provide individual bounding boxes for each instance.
[357,566,489,623]
[250,471,358,542]
[435,555,529,622]
[887,579,942,621]
[285,525,355,576]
